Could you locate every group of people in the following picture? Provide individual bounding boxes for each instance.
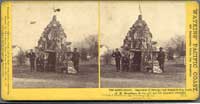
[112,47,165,73]
[26,48,80,74]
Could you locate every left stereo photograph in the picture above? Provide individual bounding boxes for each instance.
[11,1,99,88]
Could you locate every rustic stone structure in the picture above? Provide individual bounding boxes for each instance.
[36,15,71,72]
[122,15,154,72]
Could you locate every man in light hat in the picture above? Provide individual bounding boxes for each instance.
[157,47,165,72]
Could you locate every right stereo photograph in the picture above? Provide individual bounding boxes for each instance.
[100,1,186,88]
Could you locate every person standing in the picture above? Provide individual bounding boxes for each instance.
[122,54,130,72]
[72,48,80,72]
[112,48,122,72]
[27,49,36,72]
[36,54,44,72]
[36,56,41,72]
[157,47,165,72]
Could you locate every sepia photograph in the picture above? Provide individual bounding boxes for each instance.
[1,0,199,100]
[12,1,98,88]
[100,1,186,88]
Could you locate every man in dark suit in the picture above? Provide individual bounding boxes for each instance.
[112,48,122,72]
[72,48,80,72]
[121,54,129,72]
[157,47,165,72]
[27,49,36,72]
[36,54,44,72]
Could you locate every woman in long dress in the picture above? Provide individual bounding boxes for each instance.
[67,53,77,74]
[152,60,163,74]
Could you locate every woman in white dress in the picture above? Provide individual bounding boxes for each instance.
[152,60,163,74]
[67,53,77,74]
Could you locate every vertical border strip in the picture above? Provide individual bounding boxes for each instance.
[98,0,101,88]
[1,1,12,100]
[186,1,199,99]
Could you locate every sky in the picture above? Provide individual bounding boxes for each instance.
[12,1,98,50]
[12,1,186,55]
[100,1,185,49]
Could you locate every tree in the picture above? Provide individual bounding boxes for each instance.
[80,48,88,61]
[84,34,98,58]
[103,50,112,65]
[15,50,26,66]
[165,35,185,57]
[73,34,98,59]
[167,47,174,60]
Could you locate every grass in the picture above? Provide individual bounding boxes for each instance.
[13,59,185,88]
[101,60,185,88]
[13,64,98,88]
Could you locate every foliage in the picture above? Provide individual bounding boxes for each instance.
[84,35,98,58]
[103,50,112,65]
[80,48,88,61]
[16,50,27,66]
[165,35,185,57]
[74,34,98,59]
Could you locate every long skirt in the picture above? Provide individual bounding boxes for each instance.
[67,61,77,74]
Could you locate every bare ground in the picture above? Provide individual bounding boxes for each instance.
[101,60,185,88]
[13,64,98,88]
[13,60,185,88]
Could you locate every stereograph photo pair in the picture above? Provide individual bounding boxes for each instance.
[1,0,199,101]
